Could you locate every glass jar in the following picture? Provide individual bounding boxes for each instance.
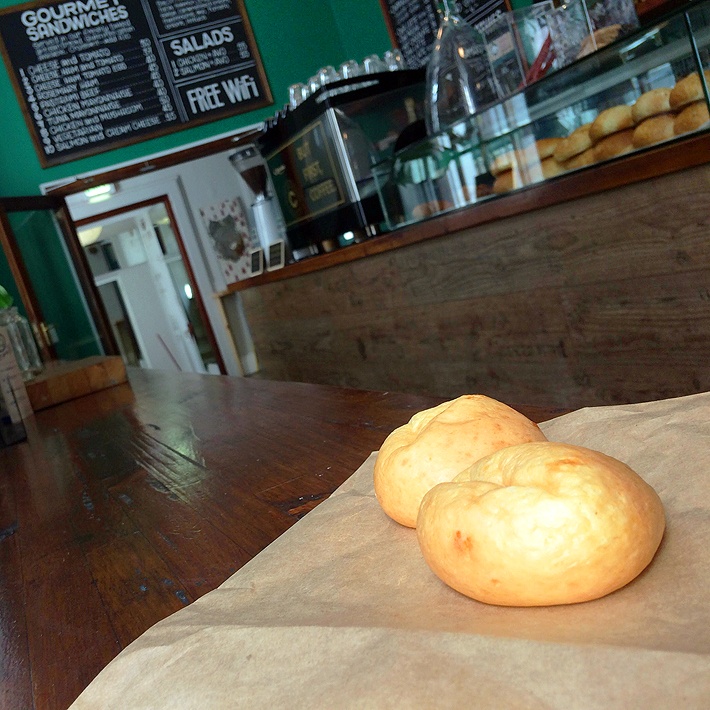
[0,307,43,380]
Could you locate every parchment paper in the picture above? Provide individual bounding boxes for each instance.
[71,392,710,708]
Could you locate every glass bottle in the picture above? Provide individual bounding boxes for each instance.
[424,0,497,135]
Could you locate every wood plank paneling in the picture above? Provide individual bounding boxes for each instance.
[237,163,710,410]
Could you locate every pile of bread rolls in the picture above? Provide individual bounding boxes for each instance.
[490,68,710,194]
[670,69,710,136]
[490,139,564,194]
[374,394,665,607]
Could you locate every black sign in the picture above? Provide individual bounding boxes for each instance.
[266,121,345,228]
[379,0,510,69]
[248,247,263,276]
[0,0,272,166]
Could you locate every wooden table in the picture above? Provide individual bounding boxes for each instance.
[0,369,562,709]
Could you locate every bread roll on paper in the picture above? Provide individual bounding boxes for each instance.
[374,395,547,528]
[417,441,665,606]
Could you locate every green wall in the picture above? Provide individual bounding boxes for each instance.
[0,0,391,196]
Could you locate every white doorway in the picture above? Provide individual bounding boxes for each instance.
[57,151,258,377]
[78,201,220,373]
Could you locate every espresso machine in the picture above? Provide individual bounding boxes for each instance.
[257,69,426,258]
[229,145,293,265]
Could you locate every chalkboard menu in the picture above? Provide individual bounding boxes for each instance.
[379,0,510,69]
[0,0,272,166]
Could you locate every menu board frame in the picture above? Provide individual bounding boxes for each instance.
[0,0,273,167]
[378,0,511,69]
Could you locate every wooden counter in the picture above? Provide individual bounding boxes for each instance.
[219,132,710,410]
[0,368,562,710]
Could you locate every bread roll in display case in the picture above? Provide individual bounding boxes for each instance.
[374,0,710,229]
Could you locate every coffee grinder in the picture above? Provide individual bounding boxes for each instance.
[229,145,291,268]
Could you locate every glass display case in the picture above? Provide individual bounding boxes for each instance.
[375,0,710,230]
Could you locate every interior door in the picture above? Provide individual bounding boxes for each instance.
[75,199,224,374]
[0,196,115,364]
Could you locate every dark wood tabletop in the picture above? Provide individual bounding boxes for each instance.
[0,368,563,710]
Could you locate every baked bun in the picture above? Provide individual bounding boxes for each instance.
[374,395,547,528]
[492,169,519,194]
[411,200,453,219]
[673,100,710,135]
[592,128,634,162]
[669,69,710,110]
[417,441,665,606]
[576,24,622,59]
[589,105,634,142]
[554,123,592,162]
[535,137,560,160]
[541,156,565,178]
[489,150,517,177]
[632,87,672,124]
[563,146,596,171]
[632,113,675,148]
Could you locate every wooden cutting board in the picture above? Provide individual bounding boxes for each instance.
[24,356,128,411]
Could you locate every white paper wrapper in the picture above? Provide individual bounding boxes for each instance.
[71,392,710,708]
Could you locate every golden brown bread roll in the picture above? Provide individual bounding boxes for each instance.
[411,200,453,219]
[632,113,676,148]
[492,169,519,194]
[632,87,672,124]
[673,100,710,135]
[488,150,517,177]
[535,137,560,161]
[553,123,592,162]
[589,105,634,143]
[576,24,622,59]
[592,128,634,162]
[563,146,596,171]
[540,156,565,178]
[669,69,710,110]
[373,395,547,528]
[417,441,665,606]
[490,139,559,178]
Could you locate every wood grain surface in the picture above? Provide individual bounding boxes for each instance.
[0,369,561,709]
[236,161,710,409]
